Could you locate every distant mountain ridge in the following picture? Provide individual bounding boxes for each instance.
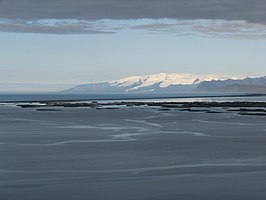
[63,72,266,94]
[197,76,266,93]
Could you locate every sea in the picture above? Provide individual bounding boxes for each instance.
[1,92,266,200]
[0,93,266,102]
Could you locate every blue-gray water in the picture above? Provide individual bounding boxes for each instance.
[1,103,266,200]
[0,93,266,102]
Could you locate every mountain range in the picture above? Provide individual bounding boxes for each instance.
[63,72,266,94]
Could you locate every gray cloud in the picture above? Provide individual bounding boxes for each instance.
[130,19,266,39]
[1,18,266,39]
[0,0,265,36]
[0,19,114,34]
[0,0,265,24]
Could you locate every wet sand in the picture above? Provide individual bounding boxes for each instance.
[0,105,266,200]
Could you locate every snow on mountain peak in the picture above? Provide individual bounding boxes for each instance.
[110,72,237,91]
[62,72,258,94]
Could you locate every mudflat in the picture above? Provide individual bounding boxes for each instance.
[1,104,266,200]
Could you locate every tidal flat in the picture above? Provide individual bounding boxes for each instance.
[0,103,266,200]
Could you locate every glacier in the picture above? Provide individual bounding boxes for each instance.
[62,72,266,94]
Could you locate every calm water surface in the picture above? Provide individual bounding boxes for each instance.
[0,104,266,200]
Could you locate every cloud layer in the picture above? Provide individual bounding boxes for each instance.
[0,0,265,37]
[1,0,265,23]
[1,18,266,39]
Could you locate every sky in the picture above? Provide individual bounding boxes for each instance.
[0,0,266,91]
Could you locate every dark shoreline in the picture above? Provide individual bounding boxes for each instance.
[12,99,266,116]
[1,93,265,116]
[15,100,266,108]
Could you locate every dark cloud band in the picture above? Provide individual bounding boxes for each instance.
[1,18,266,39]
[0,0,265,24]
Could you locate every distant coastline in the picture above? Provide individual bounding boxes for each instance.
[3,95,266,117]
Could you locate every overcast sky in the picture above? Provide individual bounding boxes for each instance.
[0,0,266,90]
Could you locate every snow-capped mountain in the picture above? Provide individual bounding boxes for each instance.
[109,73,234,91]
[63,72,250,94]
